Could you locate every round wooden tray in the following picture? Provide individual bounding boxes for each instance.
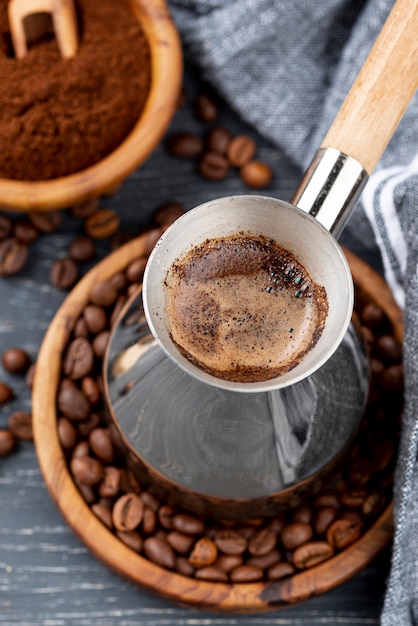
[32,233,402,612]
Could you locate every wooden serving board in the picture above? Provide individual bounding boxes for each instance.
[32,234,401,612]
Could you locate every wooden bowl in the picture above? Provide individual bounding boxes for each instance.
[0,0,182,212]
[32,235,401,612]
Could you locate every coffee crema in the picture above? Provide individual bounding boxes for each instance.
[164,233,328,383]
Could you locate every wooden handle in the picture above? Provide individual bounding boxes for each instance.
[321,0,418,174]
[8,0,78,59]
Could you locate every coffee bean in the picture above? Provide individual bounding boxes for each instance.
[189,537,218,567]
[0,212,12,239]
[83,305,107,334]
[125,257,148,283]
[280,522,312,550]
[85,209,120,239]
[28,211,62,233]
[140,491,160,513]
[70,197,100,219]
[92,502,113,529]
[25,363,36,389]
[326,519,362,549]
[14,220,39,244]
[0,429,16,456]
[240,160,273,188]
[198,151,229,180]
[214,529,247,555]
[68,236,96,262]
[175,556,195,577]
[166,132,204,158]
[116,530,143,552]
[360,302,385,328]
[381,364,404,393]
[248,528,277,556]
[292,541,334,569]
[77,412,101,437]
[142,507,157,535]
[0,381,13,405]
[291,503,313,524]
[143,536,176,569]
[153,202,185,227]
[89,428,115,464]
[98,466,121,498]
[205,127,232,155]
[119,468,141,495]
[167,531,195,555]
[74,317,89,338]
[112,493,144,531]
[90,281,118,307]
[72,440,90,458]
[0,238,29,276]
[75,480,95,504]
[2,348,31,374]
[63,337,94,380]
[247,549,282,570]
[214,554,243,573]
[193,93,220,122]
[340,489,367,509]
[230,564,264,582]
[70,455,104,486]
[109,272,127,292]
[362,492,386,517]
[81,376,100,406]
[227,135,256,167]
[376,334,402,362]
[50,258,79,290]
[172,513,205,535]
[267,561,295,581]
[58,379,90,421]
[92,331,110,358]
[195,566,228,582]
[57,417,78,450]
[313,506,339,536]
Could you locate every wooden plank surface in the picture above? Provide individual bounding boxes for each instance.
[0,63,390,625]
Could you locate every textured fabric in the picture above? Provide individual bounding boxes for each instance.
[167,1,418,623]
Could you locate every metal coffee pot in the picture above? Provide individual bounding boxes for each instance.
[103,0,417,518]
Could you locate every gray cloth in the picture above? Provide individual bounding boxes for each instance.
[167,0,418,623]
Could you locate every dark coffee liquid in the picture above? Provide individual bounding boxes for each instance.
[164,234,328,383]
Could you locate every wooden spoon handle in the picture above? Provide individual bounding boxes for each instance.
[8,0,78,59]
[321,0,418,174]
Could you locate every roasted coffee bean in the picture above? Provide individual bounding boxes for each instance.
[205,127,232,155]
[198,151,229,180]
[125,257,147,283]
[25,363,36,388]
[0,381,13,405]
[340,488,367,509]
[98,466,121,498]
[230,564,263,582]
[326,518,362,549]
[112,493,144,531]
[57,417,78,449]
[240,160,273,188]
[68,236,96,262]
[195,566,228,582]
[214,529,247,555]
[248,528,277,556]
[77,412,101,437]
[119,468,141,494]
[85,209,120,239]
[292,541,334,569]
[267,561,295,581]
[2,347,31,374]
[360,302,386,328]
[13,220,39,244]
[247,549,282,570]
[81,376,100,406]
[50,258,79,290]
[109,271,128,292]
[166,132,204,158]
[116,530,143,552]
[90,281,118,307]
[313,491,340,510]
[172,513,205,535]
[70,455,104,486]
[266,514,286,534]
[188,537,218,567]
[74,317,89,338]
[83,305,107,334]
[0,429,16,456]
[70,197,100,218]
[140,491,160,513]
[57,379,90,421]
[215,554,243,573]
[376,334,402,362]
[175,556,195,577]
[89,428,115,464]
[291,503,313,524]
[7,418,32,460]
[167,531,195,555]
[142,507,157,535]
[92,331,110,358]
[72,440,90,458]
[0,238,29,276]
[193,93,220,122]
[313,506,339,536]
[92,502,113,529]
[28,211,62,233]
[63,337,94,380]
[381,364,404,393]
[280,522,313,550]
[143,536,176,569]
[362,491,386,517]
[0,212,12,238]
[227,135,256,167]
[75,479,95,504]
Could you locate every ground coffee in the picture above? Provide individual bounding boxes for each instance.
[164,233,329,383]
[0,0,151,180]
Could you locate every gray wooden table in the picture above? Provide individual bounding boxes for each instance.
[0,65,391,625]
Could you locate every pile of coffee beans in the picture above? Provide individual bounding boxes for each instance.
[49,239,402,584]
[166,91,274,188]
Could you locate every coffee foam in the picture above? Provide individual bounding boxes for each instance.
[164,234,328,383]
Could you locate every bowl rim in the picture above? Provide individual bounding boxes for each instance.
[32,233,399,612]
[0,0,183,212]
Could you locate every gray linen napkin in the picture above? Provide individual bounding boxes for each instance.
[168,0,418,622]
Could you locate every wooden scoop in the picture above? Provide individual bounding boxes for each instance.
[8,0,78,59]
